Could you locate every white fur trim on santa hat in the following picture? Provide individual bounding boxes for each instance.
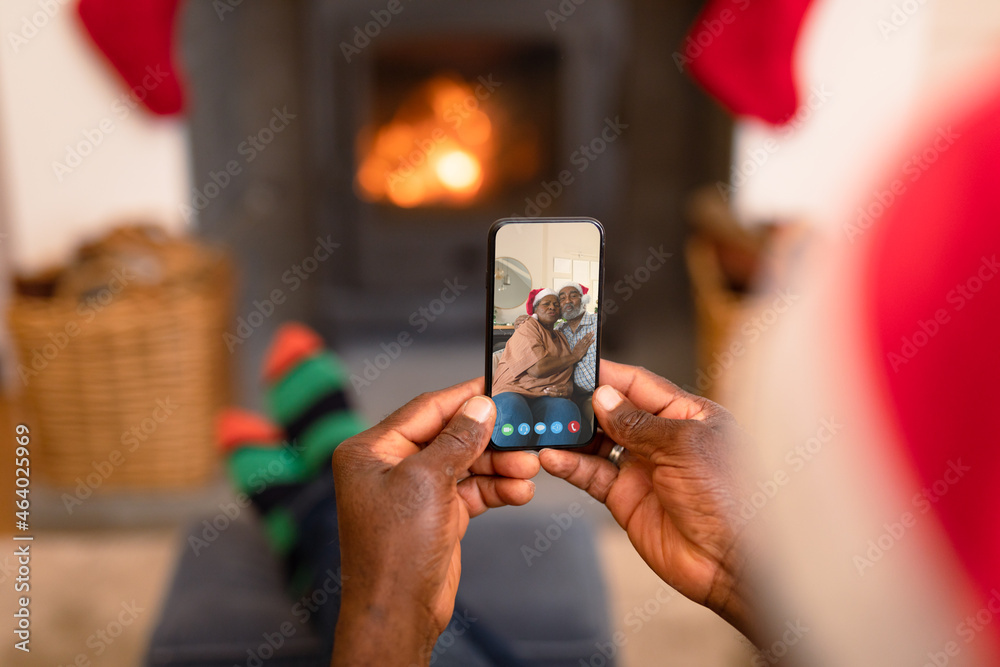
[526,287,558,317]
[532,288,557,307]
[559,282,591,305]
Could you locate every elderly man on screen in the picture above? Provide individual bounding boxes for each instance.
[556,282,597,393]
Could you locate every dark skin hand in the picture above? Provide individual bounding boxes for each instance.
[539,360,756,641]
[526,295,594,379]
[331,379,540,666]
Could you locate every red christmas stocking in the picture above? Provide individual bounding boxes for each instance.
[76,0,186,115]
[678,0,816,126]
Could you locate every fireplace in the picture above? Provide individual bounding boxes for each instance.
[306,0,629,337]
[356,42,560,209]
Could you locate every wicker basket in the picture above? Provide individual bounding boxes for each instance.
[7,227,233,490]
[685,234,749,401]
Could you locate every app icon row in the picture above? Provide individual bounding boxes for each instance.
[499,421,581,436]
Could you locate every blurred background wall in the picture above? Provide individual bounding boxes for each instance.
[0,1,189,270]
[0,1,996,399]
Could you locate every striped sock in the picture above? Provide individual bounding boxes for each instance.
[215,322,364,589]
[262,323,367,474]
[216,408,302,554]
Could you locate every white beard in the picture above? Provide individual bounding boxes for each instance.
[562,304,584,320]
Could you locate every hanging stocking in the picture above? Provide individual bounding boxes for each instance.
[76,0,186,115]
[678,0,816,125]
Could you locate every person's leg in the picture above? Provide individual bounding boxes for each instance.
[221,324,531,664]
[218,324,367,659]
[530,397,582,447]
[491,392,533,448]
[220,324,365,566]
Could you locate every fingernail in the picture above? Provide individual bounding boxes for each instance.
[464,396,493,423]
[595,385,622,411]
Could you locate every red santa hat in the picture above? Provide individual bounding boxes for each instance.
[526,288,557,317]
[559,282,591,305]
[748,77,1000,664]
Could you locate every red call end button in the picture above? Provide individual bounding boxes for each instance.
[567,421,581,433]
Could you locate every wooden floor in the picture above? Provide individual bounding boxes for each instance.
[0,529,179,667]
[595,519,753,666]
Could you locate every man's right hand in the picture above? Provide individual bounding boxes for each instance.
[539,360,755,640]
[571,331,595,361]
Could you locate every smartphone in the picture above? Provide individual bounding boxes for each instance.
[485,217,604,450]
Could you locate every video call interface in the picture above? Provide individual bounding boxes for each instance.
[489,221,601,448]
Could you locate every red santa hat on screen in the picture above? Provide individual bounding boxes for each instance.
[526,288,557,318]
[559,282,591,305]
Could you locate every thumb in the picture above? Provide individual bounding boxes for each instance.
[414,395,496,479]
[592,385,695,462]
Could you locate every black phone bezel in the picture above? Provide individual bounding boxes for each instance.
[485,217,605,451]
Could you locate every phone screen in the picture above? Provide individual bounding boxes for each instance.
[486,218,604,450]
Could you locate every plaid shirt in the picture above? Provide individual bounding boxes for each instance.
[557,312,597,392]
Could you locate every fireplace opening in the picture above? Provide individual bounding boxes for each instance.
[305,0,628,335]
[355,40,560,211]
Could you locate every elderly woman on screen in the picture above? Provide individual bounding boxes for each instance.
[491,288,594,448]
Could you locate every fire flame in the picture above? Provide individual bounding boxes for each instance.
[356,76,495,207]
